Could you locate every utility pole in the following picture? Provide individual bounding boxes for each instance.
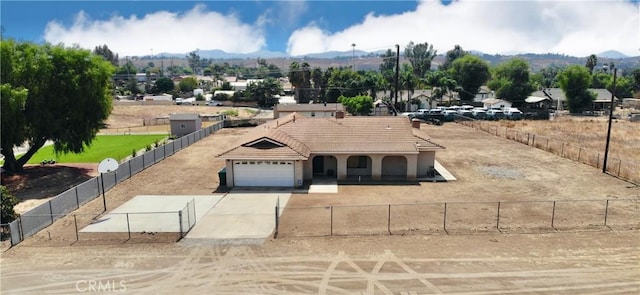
[394,44,400,115]
[351,43,356,71]
[602,68,617,173]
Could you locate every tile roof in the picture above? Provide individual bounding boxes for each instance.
[217,113,444,159]
[276,103,344,112]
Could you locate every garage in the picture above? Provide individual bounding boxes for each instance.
[233,160,294,187]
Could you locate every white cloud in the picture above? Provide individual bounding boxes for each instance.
[44,4,266,56]
[286,0,640,57]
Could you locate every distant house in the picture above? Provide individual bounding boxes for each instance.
[143,94,173,101]
[531,88,619,111]
[274,103,345,119]
[372,99,391,116]
[525,96,552,109]
[482,98,512,110]
[474,86,495,102]
[170,113,201,137]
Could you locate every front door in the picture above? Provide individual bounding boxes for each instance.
[313,156,324,175]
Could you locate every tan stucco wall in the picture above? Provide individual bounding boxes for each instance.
[294,160,304,187]
[417,151,436,177]
[225,160,235,187]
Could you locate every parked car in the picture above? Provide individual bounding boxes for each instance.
[442,110,457,121]
[472,108,487,120]
[486,109,505,120]
[206,100,223,106]
[504,108,523,120]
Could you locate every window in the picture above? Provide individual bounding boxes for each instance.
[347,156,368,168]
[180,123,186,129]
[311,112,316,117]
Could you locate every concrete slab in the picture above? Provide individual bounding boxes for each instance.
[435,160,457,181]
[184,192,290,241]
[308,178,338,194]
[81,195,223,233]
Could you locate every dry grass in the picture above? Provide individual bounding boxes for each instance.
[105,105,257,129]
[497,116,640,164]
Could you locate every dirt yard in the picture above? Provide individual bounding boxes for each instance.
[2,119,639,293]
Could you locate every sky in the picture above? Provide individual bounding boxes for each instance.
[1,0,639,57]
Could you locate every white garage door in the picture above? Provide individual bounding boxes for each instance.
[233,161,294,187]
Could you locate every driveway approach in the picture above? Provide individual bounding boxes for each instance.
[184,191,291,243]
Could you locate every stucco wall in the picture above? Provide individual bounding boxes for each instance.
[417,151,436,177]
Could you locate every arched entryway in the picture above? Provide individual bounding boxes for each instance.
[312,155,337,178]
[382,156,407,179]
[346,155,372,179]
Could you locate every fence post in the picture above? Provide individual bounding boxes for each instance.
[128,160,132,177]
[18,216,24,241]
[48,200,54,224]
[126,213,131,240]
[578,147,582,162]
[73,215,79,242]
[561,142,564,157]
[387,204,391,235]
[75,186,80,209]
[527,133,530,145]
[532,134,536,147]
[330,206,333,236]
[546,138,549,151]
[178,211,183,238]
[597,153,600,168]
[551,201,556,228]
[443,202,448,233]
[604,199,609,226]
[496,201,501,230]
[274,206,279,239]
[617,159,622,176]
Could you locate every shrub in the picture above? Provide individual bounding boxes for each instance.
[1,186,20,223]
[222,109,239,117]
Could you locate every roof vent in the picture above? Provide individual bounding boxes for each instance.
[336,111,344,119]
[411,118,421,129]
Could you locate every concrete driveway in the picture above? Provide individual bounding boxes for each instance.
[183,191,291,243]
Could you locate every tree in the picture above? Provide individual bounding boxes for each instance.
[439,45,467,71]
[404,41,437,79]
[327,68,364,102]
[378,49,396,98]
[338,95,373,116]
[558,65,595,113]
[179,76,198,92]
[1,40,114,173]
[288,61,311,103]
[311,67,324,102]
[632,68,640,92]
[154,77,175,94]
[220,81,233,90]
[585,54,598,73]
[186,50,202,74]
[93,44,119,66]
[1,186,20,223]
[400,64,418,110]
[486,58,535,106]
[246,78,282,108]
[449,55,490,101]
[425,70,457,106]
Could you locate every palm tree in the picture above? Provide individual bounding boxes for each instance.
[311,67,323,102]
[400,64,417,111]
[585,54,598,73]
[404,41,437,79]
[288,61,311,103]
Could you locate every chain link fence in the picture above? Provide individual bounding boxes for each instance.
[276,198,640,238]
[456,118,639,184]
[5,122,223,248]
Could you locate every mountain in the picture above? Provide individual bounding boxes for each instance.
[598,50,629,59]
[158,49,288,59]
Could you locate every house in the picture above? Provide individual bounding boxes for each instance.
[143,94,172,101]
[482,98,512,110]
[169,113,201,137]
[525,96,552,109]
[372,99,390,116]
[474,86,495,102]
[274,103,345,118]
[217,112,445,187]
[532,88,619,111]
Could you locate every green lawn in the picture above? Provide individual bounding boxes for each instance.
[26,134,168,164]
